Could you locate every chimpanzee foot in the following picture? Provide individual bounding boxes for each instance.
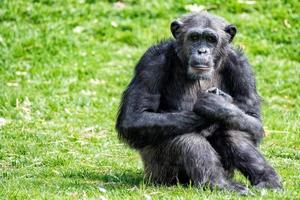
[253,170,282,190]
[213,180,251,195]
[254,180,282,190]
[227,181,252,196]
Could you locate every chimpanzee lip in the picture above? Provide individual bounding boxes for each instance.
[191,65,211,71]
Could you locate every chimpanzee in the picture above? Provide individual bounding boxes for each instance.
[116,12,282,194]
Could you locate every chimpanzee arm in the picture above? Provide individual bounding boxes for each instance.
[194,49,264,143]
[225,49,265,143]
[194,93,264,143]
[116,44,208,149]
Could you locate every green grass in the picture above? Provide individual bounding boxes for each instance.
[0,0,299,199]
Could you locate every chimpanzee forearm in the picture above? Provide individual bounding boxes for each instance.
[221,109,265,143]
[212,99,265,143]
[201,105,264,142]
[117,111,208,149]
[196,106,263,142]
[194,93,264,143]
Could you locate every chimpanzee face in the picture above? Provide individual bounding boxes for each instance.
[171,13,236,80]
[183,27,219,80]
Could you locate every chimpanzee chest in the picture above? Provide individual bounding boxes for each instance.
[160,79,217,111]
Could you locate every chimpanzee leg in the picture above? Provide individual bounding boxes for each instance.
[208,130,282,189]
[140,133,249,194]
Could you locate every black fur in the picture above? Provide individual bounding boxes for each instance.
[116,12,282,194]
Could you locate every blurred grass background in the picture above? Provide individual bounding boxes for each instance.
[0,0,299,199]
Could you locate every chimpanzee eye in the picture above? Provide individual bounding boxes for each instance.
[190,34,199,41]
[206,35,217,43]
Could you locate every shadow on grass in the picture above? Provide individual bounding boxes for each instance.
[62,168,144,189]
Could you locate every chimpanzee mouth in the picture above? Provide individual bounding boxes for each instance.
[191,65,211,71]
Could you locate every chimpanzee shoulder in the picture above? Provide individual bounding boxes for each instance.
[135,39,175,74]
[129,39,176,94]
[221,46,261,118]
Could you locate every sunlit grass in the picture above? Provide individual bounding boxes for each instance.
[0,0,299,199]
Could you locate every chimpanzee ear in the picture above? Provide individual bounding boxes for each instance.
[170,20,183,39]
[225,24,237,43]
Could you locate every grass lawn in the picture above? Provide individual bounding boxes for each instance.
[0,0,299,199]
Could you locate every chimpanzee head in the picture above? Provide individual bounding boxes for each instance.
[171,12,237,80]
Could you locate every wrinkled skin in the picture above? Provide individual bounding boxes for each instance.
[116,12,282,194]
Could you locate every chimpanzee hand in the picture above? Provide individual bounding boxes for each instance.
[199,123,220,137]
[194,91,264,142]
[193,92,242,121]
[197,87,234,137]
[206,87,233,103]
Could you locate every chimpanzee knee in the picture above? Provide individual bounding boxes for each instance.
[140,133,224,185]
[141,133,249,194]
[209,130,282,189]
[172,133,227,185]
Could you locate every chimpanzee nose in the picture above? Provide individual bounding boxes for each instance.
[198,48,208,54]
